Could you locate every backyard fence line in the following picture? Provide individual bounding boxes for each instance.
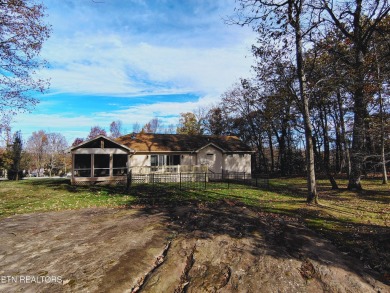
[126,170,269,191]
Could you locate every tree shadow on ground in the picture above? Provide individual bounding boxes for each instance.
[20,178,390,286]
[279,205,390,283]
[127,184,389,286]
[23,178,129,195]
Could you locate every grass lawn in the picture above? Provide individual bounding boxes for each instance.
[0,178,135,218]
[0,176,389,279]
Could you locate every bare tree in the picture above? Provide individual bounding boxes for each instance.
[26,130,48,177]
[109,120,123,138]
[0,0,51,121]
[193,106,208,133]
[132,122,141,133]
[46,132,68,176]
[142,117,163,133]
[72,137,84,147]
[150,117,162,133]
[232,0,319,203]
[316,0,390,190]
[87,126,107,140]
[165,124,176,134]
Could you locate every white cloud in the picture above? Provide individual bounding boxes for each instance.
[12,1,258,142]
[40,32,255,97]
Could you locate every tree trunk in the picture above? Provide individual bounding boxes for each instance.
[293,13,318,203]
[321,104,339,189]
[379,81,388,184]
[332,105,342,173]
[375,45,388,184]
[279,124,287,176]
[348,94,365,191]
[337,91,351,177]
[268,131,275,173]
[303,102,318,203]
[348,43,365,190]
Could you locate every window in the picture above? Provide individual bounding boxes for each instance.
[94,154,110,177]
[151,155,164,166]
[74,154,91,177]
[167,155,180,165]
[150,154,180,171]
[151,155,180,166]
[113,154,127,176]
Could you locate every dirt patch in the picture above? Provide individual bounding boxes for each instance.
[0,202,388,293]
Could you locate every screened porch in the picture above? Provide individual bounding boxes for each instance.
[73,153,128,179]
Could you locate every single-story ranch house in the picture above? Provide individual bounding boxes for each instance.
[69,133,253,185]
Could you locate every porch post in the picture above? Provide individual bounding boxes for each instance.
[71,153,75,184]
[91,154,94,178]
[109,154,113,177]
[127,154,131,174]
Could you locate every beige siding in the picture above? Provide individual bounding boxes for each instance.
[128,152,251,174]
[224,154,251,174]
[197,146,223,173]
[130,154,197,166]
[130,154,149,167]
[181,154,196,165]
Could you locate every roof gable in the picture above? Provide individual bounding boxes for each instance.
[195,142,225,153]
[70,135,133,152]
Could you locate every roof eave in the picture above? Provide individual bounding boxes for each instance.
[68,135,134,153]
[195,143,226,153]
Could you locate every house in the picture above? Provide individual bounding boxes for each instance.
[69,133,253,185]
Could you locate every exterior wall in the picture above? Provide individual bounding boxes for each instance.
[130,153,196,167]
[71,144,251,185]
[130,154,149,167]
[129,153,207,174]
[224,153,251,174]
[197,146,223,173]
[181,154,196,166]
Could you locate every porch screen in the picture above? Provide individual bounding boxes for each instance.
[113,154,127,176]
[94,154,110,177]
[74,154,91,177]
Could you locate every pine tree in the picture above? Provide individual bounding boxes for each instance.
[7,131,23,180]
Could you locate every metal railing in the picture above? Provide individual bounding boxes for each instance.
[127,171,269,190]
[130,165,208,174]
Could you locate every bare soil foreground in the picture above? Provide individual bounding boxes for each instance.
[0,201,389,293]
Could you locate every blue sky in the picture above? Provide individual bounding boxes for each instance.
[12,0,256,144]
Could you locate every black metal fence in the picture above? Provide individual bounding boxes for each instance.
[127,171,269,190]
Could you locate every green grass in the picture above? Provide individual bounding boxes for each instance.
[1,177,388,228]
[267,177,390,227]
[0,178,135,218]
[129,177,389,229]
